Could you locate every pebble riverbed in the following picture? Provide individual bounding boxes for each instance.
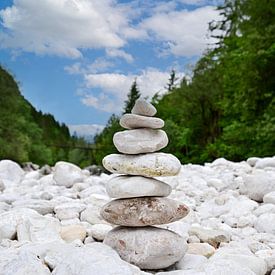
[0,157,275,275]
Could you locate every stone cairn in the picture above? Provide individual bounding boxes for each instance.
[101,98,189,270]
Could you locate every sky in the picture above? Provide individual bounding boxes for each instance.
[0,0,222,137]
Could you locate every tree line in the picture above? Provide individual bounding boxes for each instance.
[94,0,275,164]
[0,66,91,167]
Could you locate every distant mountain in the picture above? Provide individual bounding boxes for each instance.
[0,66,89,166]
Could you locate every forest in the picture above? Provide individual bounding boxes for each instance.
[0,0,274,167]
[93,0,275,165]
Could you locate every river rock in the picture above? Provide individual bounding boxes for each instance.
[131,98,157,116]
[187,243,215,258]
[255,157,275,169]
[60,224,87,242]
[176,254,208,270]
[106,175,172,198]
[103,153,181,177]
[240,170,275,201]
[53,161,86,188]
[120,114,164,129]
[263,191,275,204]
[104,226,187,269]
[0,160,24,186]
[113,129,168,154]
[202,258,257,275]
[101,197,189,226]
[188,226,231,248]
[254,213,275,234]
[89,223,113,241]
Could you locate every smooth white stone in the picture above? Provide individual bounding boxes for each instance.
[187,243,215,258]
[60,225,87,243]
[21,242,147,275]
[80,195,109,225]
[202,259,256,275]
[211,247,267,275]
[176,254,208,270]
[12,199,54,215]
[157,271,205,275]
[113,129,168,154]
[131,98,157,116]
[106,175,172,198]
[89,224,113,241]
[53,161,86,188]
[104,226,187,269]
[255,249,275,273]
[0,160,24,186]
[54,202,86,220]
[254,213,275,234]
[240,170,275,201]
[255,157,275,169]
[24,171,41,180]
[103,153,181,177]
[263,191,275,204]
[0,249,51,275]
[120,113,164,129]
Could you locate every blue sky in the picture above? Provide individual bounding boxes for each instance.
[0,0,222,137]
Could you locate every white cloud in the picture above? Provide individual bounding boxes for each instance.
[68,124,104,137]
[0,0,136,58]
[80,68,184,112]
[65,58,114,74]
[106,48,134,63]
[140,6,220,57]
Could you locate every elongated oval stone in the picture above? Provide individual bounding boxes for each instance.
[106,175,171,198]
[102,153,181,177]
[104,226,187,270]
[120,114,164,129]
[100,197,189,226]
[113,129,168,154]
[131,98,157,117]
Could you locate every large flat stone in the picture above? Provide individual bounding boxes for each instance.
[131,98,157,116]
[101,197,189,226]
[104,226,187,269]
[120,114,164,129]
[102,153,181,177]
[106,175,172,198]
[113,129,168,154]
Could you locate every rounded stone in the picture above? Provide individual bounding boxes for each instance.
[120,114,164,129]
[113,129,168,154]
[100,197,189,226]
[102,153,181,177]
[103,226,187,269]
[131,98,157,116]
[60,225,87,243]
[106,175,172,198]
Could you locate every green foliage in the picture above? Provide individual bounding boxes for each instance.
[0,66,90,166]
[123,79,141,114]
[94,0,275,164]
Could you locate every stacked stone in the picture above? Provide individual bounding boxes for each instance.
[101,99,189,270]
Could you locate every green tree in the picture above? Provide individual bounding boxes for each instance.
[123,79,141,113]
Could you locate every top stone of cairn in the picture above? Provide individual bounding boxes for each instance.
[131,98,157,117]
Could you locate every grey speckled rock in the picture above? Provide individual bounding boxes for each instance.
[106,175,172,198]
[131,98,157,117]
[120,114,164,129]
[102,153,181,177]
[104,226,187,269]
[113,129,168,154]
[101,197,189,226]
